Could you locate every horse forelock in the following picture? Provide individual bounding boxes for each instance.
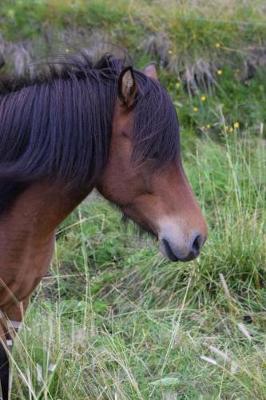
[132,72,180,167]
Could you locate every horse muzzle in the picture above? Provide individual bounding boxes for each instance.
[158,220,207,262]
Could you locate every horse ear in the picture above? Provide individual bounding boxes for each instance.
[143,64,158,80]
[118,67,137,107]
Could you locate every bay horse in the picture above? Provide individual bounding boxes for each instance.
[0,53,207,399]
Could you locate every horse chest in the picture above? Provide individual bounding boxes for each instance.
[0,221,55,310]
[0,182,85,311]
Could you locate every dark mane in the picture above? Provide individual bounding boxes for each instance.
[0,52,180,214]
[0,53,112,95]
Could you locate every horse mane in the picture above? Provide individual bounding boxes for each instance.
[0,51,180,214]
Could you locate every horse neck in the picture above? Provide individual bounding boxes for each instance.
[0,74,116,218]
[3,181,91,240]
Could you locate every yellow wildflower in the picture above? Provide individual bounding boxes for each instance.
[233,122,239,129]
[217,69,223,75]
[201,95,206,102]
[215,43,221,48]
[206,124,211,129]
[193,107,199,112]
[229,127,234,133]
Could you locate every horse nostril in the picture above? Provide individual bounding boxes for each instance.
[162,238,179,262]
[191,234,202,256]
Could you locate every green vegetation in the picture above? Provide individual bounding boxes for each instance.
[1,0,266,134]
[0,0,265,398]
[1,0,266,44]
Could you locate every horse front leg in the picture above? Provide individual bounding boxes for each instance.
[0,323,9,400]
[0,300,29,400]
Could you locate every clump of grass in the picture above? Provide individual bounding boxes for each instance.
[12,275,266,399]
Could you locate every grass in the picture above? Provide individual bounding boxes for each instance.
[1,1,266,135]
[9,132,266,399]
[1,0,266,42]
[0,0,265,398]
